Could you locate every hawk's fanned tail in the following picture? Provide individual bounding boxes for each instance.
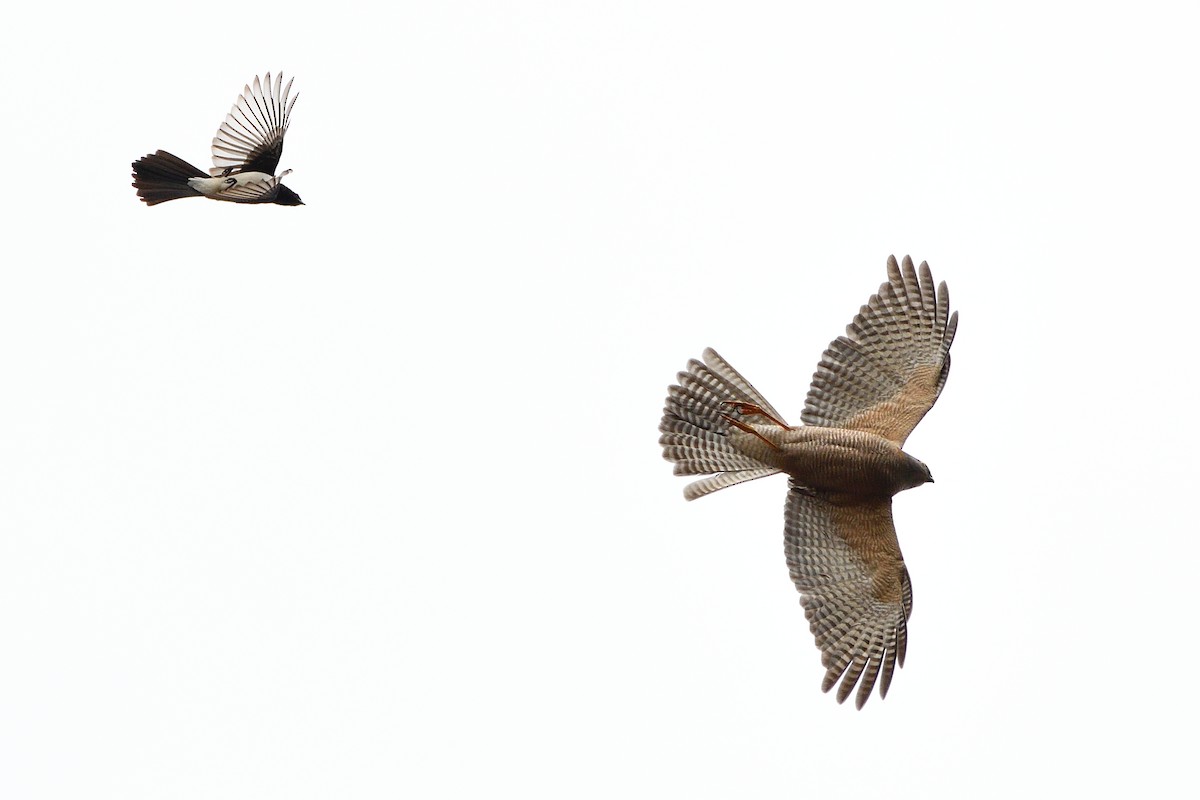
[659,348,784,500]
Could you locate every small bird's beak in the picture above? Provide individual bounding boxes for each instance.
[928,474,935,483]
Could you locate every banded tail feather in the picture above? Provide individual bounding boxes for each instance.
[659,348,784,500]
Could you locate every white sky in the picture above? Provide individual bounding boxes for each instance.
[2,2,1197,797]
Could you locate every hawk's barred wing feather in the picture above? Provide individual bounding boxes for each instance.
[801,255,957,445]
[784,486,911,709]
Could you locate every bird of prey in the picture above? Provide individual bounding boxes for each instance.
[659,256,958,709]
[132,73,303,206]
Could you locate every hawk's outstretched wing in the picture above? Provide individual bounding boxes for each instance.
[784,485,912,709]
[210,73,297,177]
[801,255,958,446]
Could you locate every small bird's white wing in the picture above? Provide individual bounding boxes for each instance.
[210,73,297,177]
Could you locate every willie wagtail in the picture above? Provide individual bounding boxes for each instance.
[132,73,303,206]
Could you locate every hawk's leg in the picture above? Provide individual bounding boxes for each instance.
[721,401,789,430]
[720,411,781,451]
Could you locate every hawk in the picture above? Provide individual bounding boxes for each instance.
[132,73,303,206]
[659,255,958,709]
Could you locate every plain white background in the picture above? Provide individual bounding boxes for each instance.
[2,2,1197,797]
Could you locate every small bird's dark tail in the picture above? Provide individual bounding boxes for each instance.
[131,150,206,205]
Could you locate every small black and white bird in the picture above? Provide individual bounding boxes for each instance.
[132,73,303,206]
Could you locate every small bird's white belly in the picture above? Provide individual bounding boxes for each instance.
[187,172,274,197]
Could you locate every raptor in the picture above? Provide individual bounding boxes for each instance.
[659,255,958,708]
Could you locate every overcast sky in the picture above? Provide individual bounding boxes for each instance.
[2,2,1197,798]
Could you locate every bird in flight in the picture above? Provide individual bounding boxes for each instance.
[132,73,303,206]
[659,256,958,708]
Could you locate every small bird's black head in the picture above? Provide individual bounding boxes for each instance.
[273,185,305,206]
